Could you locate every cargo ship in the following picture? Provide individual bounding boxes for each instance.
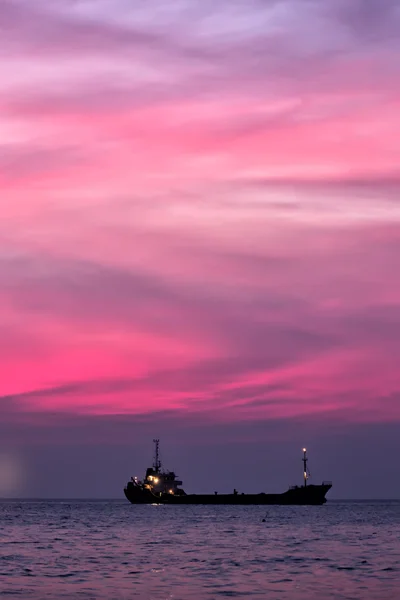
[124,440,332,505]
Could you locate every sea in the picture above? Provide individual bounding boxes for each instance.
[1,500,399,599]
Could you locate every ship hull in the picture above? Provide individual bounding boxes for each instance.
[124,483,332,506]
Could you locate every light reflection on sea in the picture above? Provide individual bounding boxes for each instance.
[1,500,399,599]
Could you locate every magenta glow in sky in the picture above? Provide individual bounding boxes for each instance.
[1,0,400,497]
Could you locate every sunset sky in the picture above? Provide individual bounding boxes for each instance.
[1,0,400,498]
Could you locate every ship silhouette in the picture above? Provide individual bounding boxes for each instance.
[124,440,332,505]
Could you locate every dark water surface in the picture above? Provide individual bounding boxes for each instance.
[1,500,399,599]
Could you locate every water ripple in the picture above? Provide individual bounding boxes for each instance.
[0,500,400,599]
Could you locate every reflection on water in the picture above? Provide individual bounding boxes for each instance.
[1,500,399,599]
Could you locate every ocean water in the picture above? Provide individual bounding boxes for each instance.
[1,500,399,599]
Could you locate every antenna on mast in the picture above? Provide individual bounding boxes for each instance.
[153,439,161,473]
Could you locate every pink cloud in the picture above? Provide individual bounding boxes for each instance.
[1,0,400,438]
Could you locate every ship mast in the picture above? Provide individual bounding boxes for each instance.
[302,447,308,487]
[153,438,161,473]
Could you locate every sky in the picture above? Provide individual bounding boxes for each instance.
[1,0,400,499]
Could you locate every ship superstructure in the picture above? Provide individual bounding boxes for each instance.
[127,439,186,500]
